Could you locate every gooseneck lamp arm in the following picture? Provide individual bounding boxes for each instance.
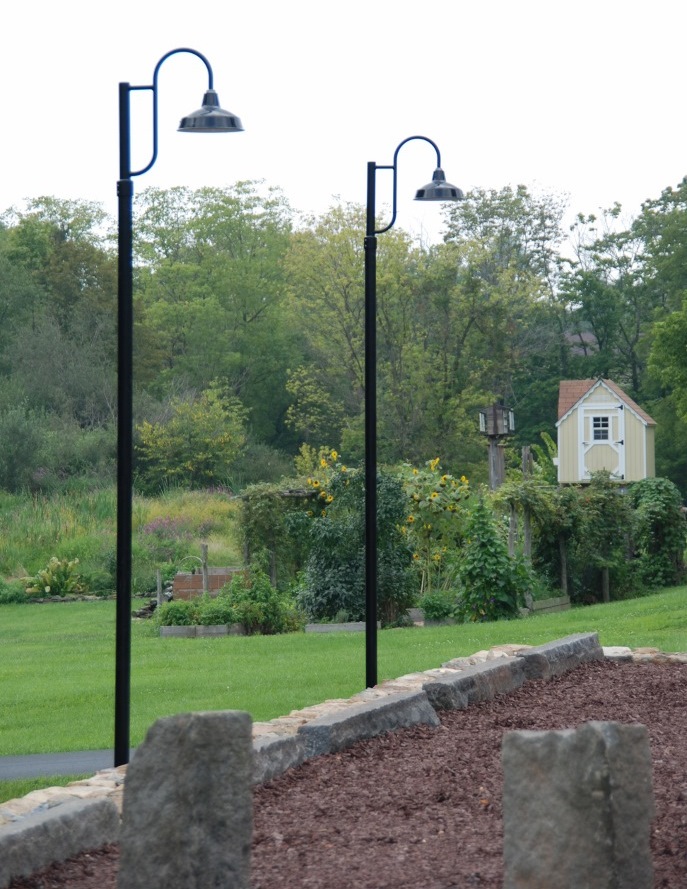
[115,48,241,767]
[364,135,462,689]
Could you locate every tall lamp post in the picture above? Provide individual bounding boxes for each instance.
[115,48,243,766]
[364,136,463,688]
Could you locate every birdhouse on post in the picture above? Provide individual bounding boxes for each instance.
[479,403,515,489]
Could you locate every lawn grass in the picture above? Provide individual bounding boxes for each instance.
[1,586,686,759]
[0,775,89,806]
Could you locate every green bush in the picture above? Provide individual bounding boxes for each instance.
[195,594,237,626]
[456,496,527,622]
[418,588,460,621]
[155,600,196,626]
[0,580,29,605]
[628,476,686,588]
[24,557,85,597]
[225,569,305,635]
[297,462,415,626]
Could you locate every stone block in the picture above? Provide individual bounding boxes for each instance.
[515,632,603,680]
[0,797,119,889]
[298,690,439,758]
[502,721,654,889]
[117,710,253,889]
[423,658,526,710]
[252,733,307,784]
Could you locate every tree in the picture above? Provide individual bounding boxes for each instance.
[135,384,247,492]
[134,183,301,445]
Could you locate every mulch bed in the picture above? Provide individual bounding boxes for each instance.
[9,659,687,888]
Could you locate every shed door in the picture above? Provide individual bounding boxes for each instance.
[579,405,626,480]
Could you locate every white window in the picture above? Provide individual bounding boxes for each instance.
[593,416,609,441]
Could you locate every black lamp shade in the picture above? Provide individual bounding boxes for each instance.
[178,89,244,132]
[415,168,463,201]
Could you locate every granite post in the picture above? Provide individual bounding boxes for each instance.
[502,721,654,889]
[117,710,253,889]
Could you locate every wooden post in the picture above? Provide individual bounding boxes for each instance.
[509,503,518,557]
[521,446,532,562]
[558,535,568,597]
[602,566,610,603]
[156,569,163,607]
[201,543,209,595]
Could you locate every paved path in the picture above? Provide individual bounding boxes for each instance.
[0,750,132,780]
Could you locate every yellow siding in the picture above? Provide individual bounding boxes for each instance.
[585,386,611,404]
[587,443,617,473]
[624,411,645,481]
[558,413,579,483]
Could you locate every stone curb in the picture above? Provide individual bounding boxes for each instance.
[297,690,440,758]
[252,733,308,785]
[0,797,119,889]
[423,658,527,711]
[2,634,685,889]
[515,631,604,680]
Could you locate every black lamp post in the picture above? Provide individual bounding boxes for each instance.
[364,136,462,688]
[115,48,243,766]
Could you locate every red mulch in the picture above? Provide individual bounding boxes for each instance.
[8,660,687,889]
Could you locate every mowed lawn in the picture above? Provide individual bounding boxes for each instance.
[1,586,686,757]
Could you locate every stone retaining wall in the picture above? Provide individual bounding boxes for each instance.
[2,635,686,888]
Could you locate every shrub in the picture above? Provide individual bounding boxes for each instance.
[224,569,305,635]
[155,599,196,626]
[628,476,686,588]
[0,580,29,605]
[456,495,527,622]
[297,460,415,626]
[195,594,237,626]
[418,588,460,621]
[24,557,85,597]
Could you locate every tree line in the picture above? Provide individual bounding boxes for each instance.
[1,179,687,496]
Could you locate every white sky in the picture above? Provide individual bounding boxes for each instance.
[2,0,686,243]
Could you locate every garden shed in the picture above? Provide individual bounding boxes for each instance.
[555,378,656,484]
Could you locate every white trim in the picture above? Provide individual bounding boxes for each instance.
[557,380,650,428]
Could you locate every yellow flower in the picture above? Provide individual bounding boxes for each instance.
[320,490,327,499]
[312,480,320,488]
[326,494,334,503]
[430,457,440,471]
[407,515,415,524]
[430,492,439,499]
[330,450,338,461]
[412,468,419,475]
[341,465,347,473]
[320,458,328,468]
[412,553,420,560]
[460,475,468,483]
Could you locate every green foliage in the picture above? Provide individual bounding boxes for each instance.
[398,457,471,594]
[222,568,304,635]
[239,480,313,589]
[456,495,528,621]
[155,570,305,634]
[155,599,196,626]
[628,476,686,588]
[24,557,85,597]
[135,383,247,493]
[0,580,29,604]
[418,588,460,621]
[297,456,415,626]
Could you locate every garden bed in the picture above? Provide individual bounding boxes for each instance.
[8,658,687,888]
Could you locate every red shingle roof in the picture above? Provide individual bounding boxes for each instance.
[557,379,656,425]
